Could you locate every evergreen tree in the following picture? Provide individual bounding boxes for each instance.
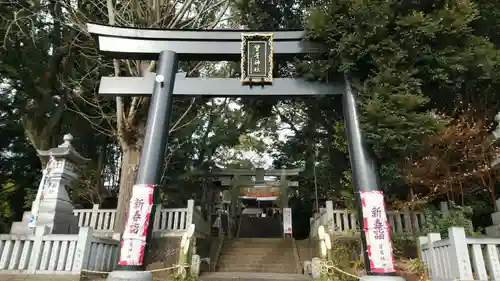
[304,0,500,199]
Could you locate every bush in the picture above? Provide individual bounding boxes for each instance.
[423,201,476,237]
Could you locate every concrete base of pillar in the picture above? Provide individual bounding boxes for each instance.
[360,275,406,281]
[106,270,153,281]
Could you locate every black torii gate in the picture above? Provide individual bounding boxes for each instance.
[88,23,404,281]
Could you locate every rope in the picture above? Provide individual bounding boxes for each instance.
[82,258,362,281]
[81,263,192,275]
[315,260,361,280]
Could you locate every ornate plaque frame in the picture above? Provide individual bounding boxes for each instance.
[241,33,274,84]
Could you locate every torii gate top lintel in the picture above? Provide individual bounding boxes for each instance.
[87,23,319,61]
[209,168,304,177]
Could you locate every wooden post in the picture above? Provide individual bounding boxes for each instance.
[448,227,473,280]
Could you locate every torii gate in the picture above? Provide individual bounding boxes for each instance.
[87,23,404,281]
[212,168,302,209]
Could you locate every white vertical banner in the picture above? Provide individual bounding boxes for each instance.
[119,184,155,266]
[360,190,395,273]
[283,207,292,234]
[29,156,56,228]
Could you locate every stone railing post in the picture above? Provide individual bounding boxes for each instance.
[403,207,411,234]
[191,254,200,277]
[485,198,500,237]
[426,232,441,280]
[153,204,162,231]
[89,204,99,229]
[186,199,194,227]
[27,226,50,274]
[440,201,450,216]
[448,227,473,280]
[325,201,334,232]
[72,227,94,274]
[416,235,428,260]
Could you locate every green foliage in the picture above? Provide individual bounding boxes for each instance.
[173,276,197,281]
[233,0,306,29]
[318,240,361,281]
[405,258,427,275]
[303,0,500,201]
[423,202,476,237]
[338,170,356,210]
[401,258,428,281]
[474,0,500,46]
[391,235,418,260]
[0,181,16,232]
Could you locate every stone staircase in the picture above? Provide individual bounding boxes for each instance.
[218,238,298,273]
[199,238,309,281]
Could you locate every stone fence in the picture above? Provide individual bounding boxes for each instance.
[71,199,210,238]
[2,199,210,276]
[0,227,117,275]
[418,227,500,281]
[310,201,428,238]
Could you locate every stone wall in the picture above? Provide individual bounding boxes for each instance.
[144,236,211,275]
[146,237,182,268]
[295,238,317,264]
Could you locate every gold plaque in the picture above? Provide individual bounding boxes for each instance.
[241,33,274,83]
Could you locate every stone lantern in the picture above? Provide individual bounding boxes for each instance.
[10,134,90,235]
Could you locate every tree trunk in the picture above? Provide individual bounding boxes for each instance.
[114,146,141,233]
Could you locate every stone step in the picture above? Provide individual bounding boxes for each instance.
[217,261,296,266]
[227,241,293,248]
[215,238,297,274]
[217,259,297,273]
[218,267,296,274]
[221,245,292,255]
[232,237,282,241]
[218,258,296,264]
[230,238,289,243]
[200,272,311,281]
[217,263,296,270]
[218,255,295,263]
[226,243,292,249]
